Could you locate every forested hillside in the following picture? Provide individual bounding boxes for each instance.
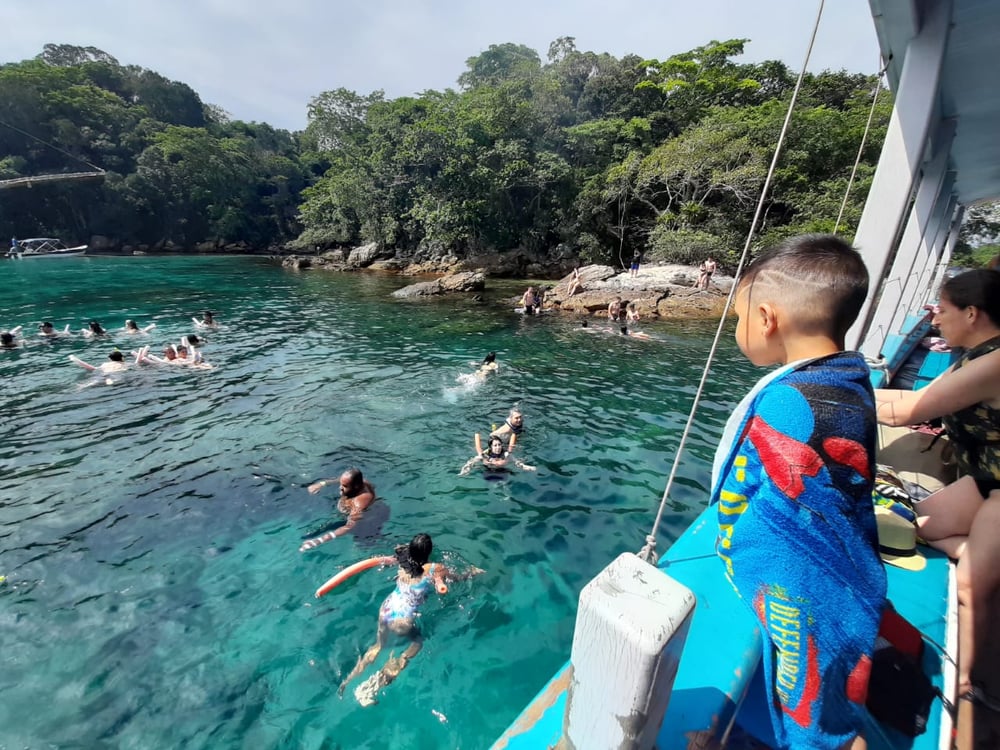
[1,40,891,267]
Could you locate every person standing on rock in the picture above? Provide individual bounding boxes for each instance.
[697,257,717,289]
[630,250,642,278]
[521,287,541,315]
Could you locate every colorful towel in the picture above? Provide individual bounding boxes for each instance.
[711,352,887,749]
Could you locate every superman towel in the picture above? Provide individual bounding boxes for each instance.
[711,352,887,749]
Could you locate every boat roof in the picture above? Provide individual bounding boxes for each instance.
[871,0,1000,206]
[18,238,63,243]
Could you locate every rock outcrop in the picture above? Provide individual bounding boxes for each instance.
[541,264,734,319]
[391,271,486,298]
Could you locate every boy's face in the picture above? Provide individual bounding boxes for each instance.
[734,283,779,366]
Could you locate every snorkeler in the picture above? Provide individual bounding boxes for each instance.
[1,330,21,349]
[339,533,484,705]
[459,433,535,475]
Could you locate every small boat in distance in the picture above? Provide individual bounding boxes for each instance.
[6,237,88,259]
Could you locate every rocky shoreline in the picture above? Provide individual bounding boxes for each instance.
[281,245,734,320]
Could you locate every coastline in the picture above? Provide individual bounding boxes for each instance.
[282,250,734,320]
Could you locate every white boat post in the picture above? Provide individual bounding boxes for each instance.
[559,553,695,750]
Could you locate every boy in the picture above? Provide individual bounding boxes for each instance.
[711,235,886,749]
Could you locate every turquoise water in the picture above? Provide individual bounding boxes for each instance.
[0,256,760,749]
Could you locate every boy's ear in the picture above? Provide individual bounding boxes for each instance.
[758,301,779,337]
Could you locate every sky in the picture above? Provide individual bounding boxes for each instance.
[2,0,882,132]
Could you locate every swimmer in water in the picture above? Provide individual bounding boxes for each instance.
[69,350,128,374]
[300,468,377,551]
[123,319,156,334]
[39,322,71,338]
[459,433,535,475]
[1,329,22,349]
[489,407,524,450]
[455,352,498,386]
[339,533,484,705]
[82,321,107,338]
[193,310,218,329]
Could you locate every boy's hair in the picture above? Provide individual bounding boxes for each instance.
[739,234,869,342]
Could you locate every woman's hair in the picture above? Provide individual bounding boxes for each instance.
[89,321,105,334]
[482,352,496,365]
[203,310,214,319]
[187,334,201,346]
[940,269,1000,328]
[40,321,53,330]
[108,350,124,362]
[395,533,433,577]
[126,319,138,330]
[486,435,505,454]
[1,332,14,346]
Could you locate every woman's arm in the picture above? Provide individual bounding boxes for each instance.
[875,352,1000,425]
[459,456,482,475]
[513,458,536,471]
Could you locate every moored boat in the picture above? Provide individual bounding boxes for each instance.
[6,237,88,259]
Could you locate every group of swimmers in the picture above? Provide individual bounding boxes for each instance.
[303,376,530,704]
[1,311,221,380]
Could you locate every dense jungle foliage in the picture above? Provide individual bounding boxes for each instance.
[0,39,905,268]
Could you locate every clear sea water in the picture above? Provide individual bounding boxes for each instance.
[0,256,761,750]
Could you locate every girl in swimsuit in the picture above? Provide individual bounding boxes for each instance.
[459,433,535,475]
[339,533,483,704]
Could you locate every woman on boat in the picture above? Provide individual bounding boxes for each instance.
[339,533,484,705]
[874,269,1000,704]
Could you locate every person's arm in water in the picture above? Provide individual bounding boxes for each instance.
[435,562,486,592]
[513,457,536,471]
[300,482,376,550]
[459,454,484,475]
[307,477,337,495]
[69,355,97,371]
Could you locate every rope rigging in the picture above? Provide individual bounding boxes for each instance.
[834,59,889,235]
[637,0,828,564]
[0,117,106,190]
